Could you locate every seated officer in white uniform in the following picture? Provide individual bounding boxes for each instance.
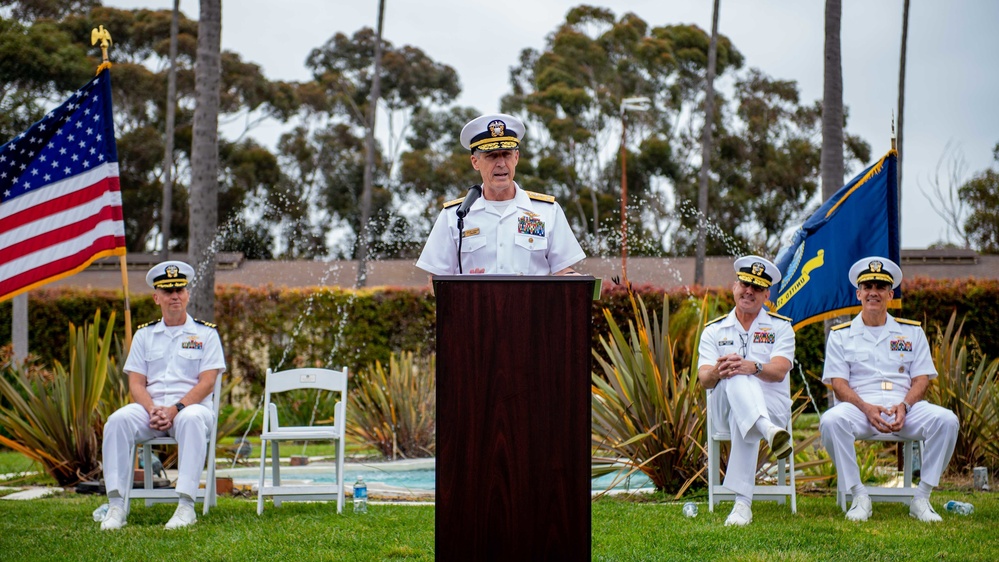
[416,113,585,276]
[99,261,226,531]
[697,256,795,526]
[821,257,958,523]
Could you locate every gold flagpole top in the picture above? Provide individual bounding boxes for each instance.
[91,25,113,74]
[890,111,896,150]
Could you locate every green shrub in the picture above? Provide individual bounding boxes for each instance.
[925,312,998,473]
[591,291,706,496]
[0,311,123,486]
[348,351,436,460]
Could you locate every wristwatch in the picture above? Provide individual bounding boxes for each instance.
[754,361,763,375]
[174,402,186,412]
[902,400,912,414]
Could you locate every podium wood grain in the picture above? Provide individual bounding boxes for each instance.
[434,276,593,561]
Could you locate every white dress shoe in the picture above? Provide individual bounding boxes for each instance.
[765,425,793,460]
[846,494,872,521]
[100,505,127,530]
[909,498,942,522]
[165,504,198,530]
[724,502,753,526]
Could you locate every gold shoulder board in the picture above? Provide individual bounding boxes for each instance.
[136,319,161,330]
[704,315,727,327]
[194,318,218,329]
[831,321,851,331]
[895,318,922,326]
[443,197,464,209]
[525,191,555,203]
[768,311,793,323]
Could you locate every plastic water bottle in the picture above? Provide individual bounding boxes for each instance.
[944,500,974,515]
[92,503,109,522]
[353,476,368,514]
[682,502,698,518]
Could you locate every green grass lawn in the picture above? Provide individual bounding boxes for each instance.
[1,490,996,561]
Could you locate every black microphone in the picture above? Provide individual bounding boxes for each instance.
[455,185,482,218]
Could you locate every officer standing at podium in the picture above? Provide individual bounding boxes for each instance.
[416,113,585,276]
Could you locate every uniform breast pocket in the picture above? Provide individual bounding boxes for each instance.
[460,235,487,254]
[514,234,549,274]
[845,351,869,365]
[144,351,167,380]
[177,349,205,369]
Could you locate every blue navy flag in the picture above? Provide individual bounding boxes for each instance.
[0,68,125,301]
[770,150,900,329]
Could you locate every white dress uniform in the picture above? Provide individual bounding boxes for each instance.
[820,313,959,491]
[102,315,226,499]
[698,308,795,498]
[416,183,585,276]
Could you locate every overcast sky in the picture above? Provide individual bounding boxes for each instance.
[107,0,999,249]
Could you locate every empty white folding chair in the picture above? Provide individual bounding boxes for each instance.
[706,389,797,513]
[257,367,348,514]
[122,373,223,516]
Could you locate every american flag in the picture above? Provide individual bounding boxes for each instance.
[0,68,126,301]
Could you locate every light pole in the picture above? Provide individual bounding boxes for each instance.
[619,96,651,284]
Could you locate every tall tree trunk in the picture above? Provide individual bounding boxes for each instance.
[695,0,720,283]
[160,0,179,260]
[897,0,910,230]
[821,0,844,200]
[356,0,386,288]
[821,0,845,407]
[188,0,222,320]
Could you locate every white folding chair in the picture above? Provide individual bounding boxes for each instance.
[706,389,797,513]
[836,433,923,511]
[123,373,223,516]
[257,367,348,515]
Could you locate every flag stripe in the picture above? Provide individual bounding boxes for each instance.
[0,239,126,298]
[0,70,126,302]
[0,218,125,285]
[0,180,122,247]
[0,165,121,233]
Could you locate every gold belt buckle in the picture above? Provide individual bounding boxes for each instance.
[881,381,893,391]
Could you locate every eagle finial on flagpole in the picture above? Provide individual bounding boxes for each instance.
[91,25,113,74]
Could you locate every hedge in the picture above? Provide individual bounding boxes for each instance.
[2,277,996,405]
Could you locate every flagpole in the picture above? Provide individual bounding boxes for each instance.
[119,255,132,353]
[92,26,130,351]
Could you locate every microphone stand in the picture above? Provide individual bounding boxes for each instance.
[457,215,465,274]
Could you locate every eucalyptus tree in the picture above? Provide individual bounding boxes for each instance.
[672,70,870,256]
[821,0,844,199]
[188,0,222,320]
[289,26,460,259]
[503,6,742,255]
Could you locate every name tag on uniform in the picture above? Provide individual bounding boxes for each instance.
[881,381,893,390]
[462,228,480,238]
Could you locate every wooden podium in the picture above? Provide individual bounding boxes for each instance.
[434,275,594,561]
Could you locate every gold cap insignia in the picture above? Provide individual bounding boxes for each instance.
[166,265,179,278]
[869,260,883,273]
[488,120,506,137]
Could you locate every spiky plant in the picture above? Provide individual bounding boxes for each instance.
[0,310,119,485]
[591,291,706,496]
[925,311,998,472]
[348,351,436,460]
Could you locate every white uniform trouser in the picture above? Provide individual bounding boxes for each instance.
[820,400,958,492]
[103,403,215,499]
[710,375,791,499]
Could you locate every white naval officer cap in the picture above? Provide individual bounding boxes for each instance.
[848,256,902,289]
[733,255,781,288]
[145,260,195,289]
[460,113,525,153]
